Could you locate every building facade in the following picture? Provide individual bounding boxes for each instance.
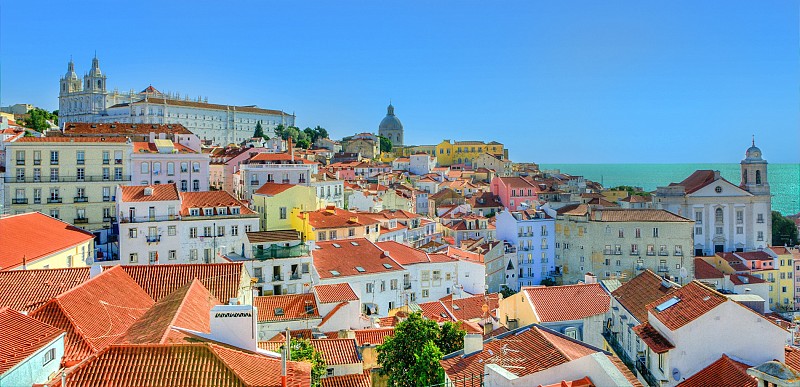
[495,209,556,287]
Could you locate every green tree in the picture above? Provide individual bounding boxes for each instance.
[500,285,517,298]
[314,125,328,140]
[377,312,446,387]
[540,277,557,286]
[22,108,57,132]
[436,321,466,355]
[772,211,799,246]
[274,124,285,139]
[253,121,266,139]
[379,135,393,153]
[283,338,326,386]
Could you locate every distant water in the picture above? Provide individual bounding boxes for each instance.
[539,163,800,216]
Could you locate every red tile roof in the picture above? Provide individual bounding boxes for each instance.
[354,328,395,346]
[117,263,246,302]
[314,239,403,279]
[253,294,320,322]
[0,267,89,312]
[524,284,610,322]
[302,208,380,230]
[62,122,193,135]
[0,212,95,270]
[785,346,800,373]
[320,371,371,387]
[671,170,718,194]
[59,343,310,387]
[132,141,196,153]
[30,266,155,365]
[311,338,360,365]
[180,191,255,216]
[538,377,594,387]
[119,183,180,202]
[733,251,774,262]
[14,136,130,143]
[694,258,724,280]
[632,322,675,354]
[646,281,727,331]
[0,307,64,374]
[120,279,219,344]
[250,152,294,162]
[590,209,692,222]
[376,241,431,265]
[611,270,679,323]
[676,354,756,387]
[314,283,359,304]
[254,182,296,196]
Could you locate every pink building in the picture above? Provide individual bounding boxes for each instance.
[490,176,539,210]
[208,146,268,193]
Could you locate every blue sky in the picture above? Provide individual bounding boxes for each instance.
[1,1,798,163]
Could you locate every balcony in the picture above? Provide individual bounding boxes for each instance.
[674,249,683,256]
[33,198,41,204]
[103,196,112,202]
[115,159,123,165]
[604,249,613,255]
[273,274,284,281]
[602,329,635,374]
[403,283,412,290]
[74,217,89,224]
[33,159,41,165]
[252,244,310,260]
[630,250,640,255]
[12,198,28,204]
[635,358,662,387]
[657,265,669,272]
[146,235,161,243]
[16,160,25,165]
[658,250,668,256]
[614,249,622,255]
[47,197,62,204]
[119,215,179,223]
[5,175,132,183]
[290,273,301,280]
[74,196,89,203]
[77,159,85,165]
[103,216,116,222]
[50,160,59,165]
[250,180,260,186]
[646,250,656,256]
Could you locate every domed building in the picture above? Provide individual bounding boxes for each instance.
[378,103,403,147]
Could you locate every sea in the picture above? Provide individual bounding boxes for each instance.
[538,163,800,216]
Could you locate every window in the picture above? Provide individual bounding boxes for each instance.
[50,168,59,182]
[102,151,110,164]
[190,249,198,261]
[422,289,430,298]
[329,230,337,240]
[390,279,398,290]
[658,353,665,372]
[318,232,326,241]
[50,151,59,165]
[167,162,175,176]
[114,167,123,181]
[141,163,149,174]
[76,168,85,181]
[564,327,578,339]
[167,225,176,236]
[652,227,659,238]
[129,253,138,263]
[279,207,287,219]
[103,167,110,180]
[695,227,703,235]
[366,283,374,293]
[695,211,703,224]
[114,150,123,164]
[715,186,722,193]
[231,225,238,236]
[736,210,743,224]
[757,231,764,241]
[149,251,157,263]
[349,228,356,237]
[43,348,56,365]
[245,225,252,232]
[327,368,334,377]
[76,150,84,165]
[618,228,624,238]
[203,226,212,237]
[193,162,200,172]
[193,180,200,191]
[129,228,138,238]
[736,226,743,234]
[757,213,764,223]
[181,162,189,173]
[190,227,198,238]
[756,170,762,184]
[217,225,225,237]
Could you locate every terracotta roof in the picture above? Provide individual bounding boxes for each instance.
[620,195,651,203]
[0,307,64,374]
[495,176,537,188]
[646,281,728,331]
[524,284,610,322]
[694,258,724,280]
[314,239,403,279]
[785,346,800,373]
[671,170,718,194]
[120,183,180,202]
[246,230,301,244]
[128,97,292,116]
[354,328,395,346]
[253,294,320,322]
[250,152,294,162]
[132,141,196,153]
[538,377,594,387]
[180,191,255,216]
[314,283,359,304]
[676,354,756,387]
[0,212,95,270]
[611,270,679,323]
[733,251,774,262]
[632,322,674,354]
[30,266,155,365]
[254,182,296,196]
[302,208,380,230]
[311,338,360,365]
[590,209,692,222]
[320,371,371,387]
[728,273,767,285]
[59,343,310,387]
[117,263,245,302]
[63,122,193,135]
[770,246,792,255]
[120,279,219,344]
[376,241,431,265]
[418,294,500,322]
[14,136,129,143]
[0,267,89,312]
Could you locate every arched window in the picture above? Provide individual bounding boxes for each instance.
[715,208,723,223]
[743,170,747,184]
[756,170,761,184]
[97,80,102,88]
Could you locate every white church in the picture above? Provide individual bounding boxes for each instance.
[655,140,772,255]
[58,56,295,145]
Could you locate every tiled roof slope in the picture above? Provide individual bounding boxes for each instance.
[694,258,724,279]
[354,328,395,346]
[0,267,89,312]
[0,212,95,270]
[632,322,675,354]
[254,182,296,196]
[30,266,155,365]
[117,263,245,302]
[524,284,610,322]
[253,294,320,322]
[258,338,359,365]
[646,281,727,331]
[302,207,380,230]
[590,209,692,222]
[119,184,180,202]
[612,270,679,323]
[0,307,64,374]
[180,191,255,215]
[320,371,371,387]
[376,241,430,264]
[670,170,717,194]
[62,122,193,135]
[314,283,359,303]
[314,239,403,279]
[58,343,310,387]
[676,354,756,387]
[120,279,219,344]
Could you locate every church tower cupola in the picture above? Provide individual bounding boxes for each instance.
[378,101,404,148]
[740,136,769,196]
[84,54,107,92]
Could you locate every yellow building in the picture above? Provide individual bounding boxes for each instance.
[291,207,381,242]
[434,140,506,167]
[601,190,629,203]
[771,247,795,310]
[0,212,95,270]
[4,137,131,231]
[251,183,322,231]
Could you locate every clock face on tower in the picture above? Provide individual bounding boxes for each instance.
[752,150,761,158]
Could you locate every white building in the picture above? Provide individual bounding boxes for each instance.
[655,141,771,255]
[311,177,345,209]
[0,308,66,386]
[131,139,210,192]
[409,153,436,176]
[495,209,556,287]
[230,230,313,296]
[115,184,258,265]
[58,57,295,145]
[236,152,317,202]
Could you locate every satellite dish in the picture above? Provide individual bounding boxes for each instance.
[679,267,688,278]
[672,368,681,381]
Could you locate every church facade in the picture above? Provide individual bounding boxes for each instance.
[58,57,294,145]
[654,140,772,255]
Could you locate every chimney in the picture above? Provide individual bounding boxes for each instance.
[584,272,597,284]
[463,333,483,355]
[714,170,721,180]
[337,329,356,339]
[144,187,154,196]
[209,304,258,351]
[89,265,102,279]
[288,137,294,162]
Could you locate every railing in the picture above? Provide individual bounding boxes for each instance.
[614,249,622,255]
[404,283,412,290]
[273,274,284,281]
[77,159,85,165]
[103,196,112,202]
[33,159,41,165]
[658,250,668,256]
[674,250,683,256]
[50,160,59,165]
[290,273,301,280]
[120,215,179,223]
[631,250,640,255]
[16,160,25,165]
[604,249,613,255]
[33,198,41,204]
[103,216,116,222]
[252,244,310,260]
[250,180,260,186]
[5,175,132,183]
[602,328,636,374]
[657,265,669,272]
[12,198,27,204]
[636,358,662,387]
[74,196,89,203]
[47,197,62,204]
[146,235,161,243]
[74,218,89,224]
[646,251,656,256]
